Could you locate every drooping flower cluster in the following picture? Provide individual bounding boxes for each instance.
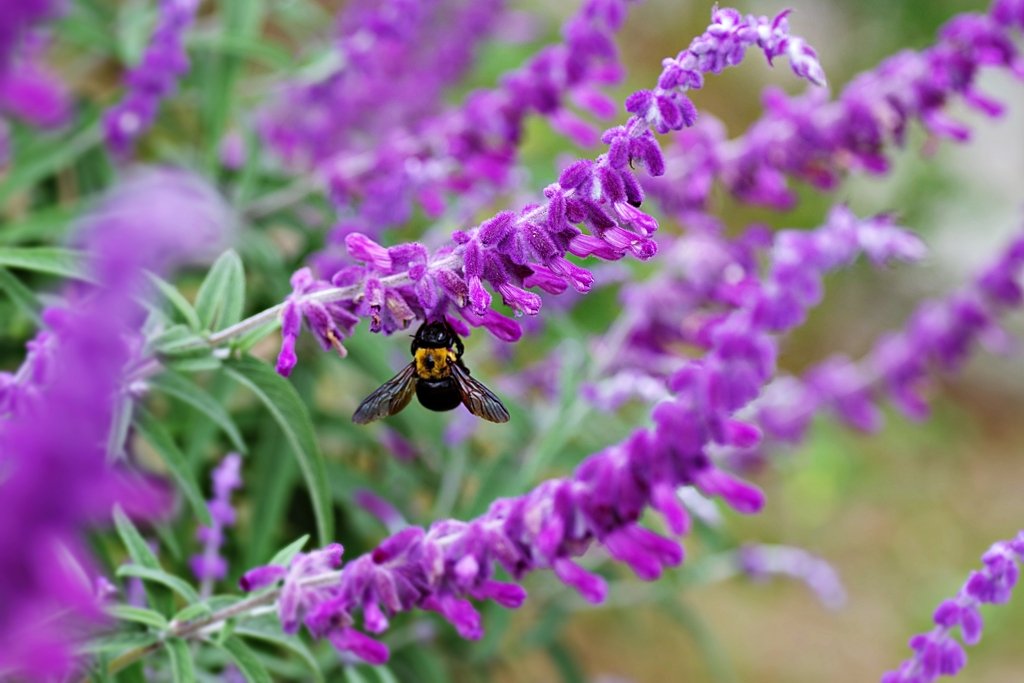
[730,227,1024,466]
[272,7,827,376]
[585,205,925,409]
[102,0,200,157]
[190,454,243,593]
[881,531,1024,683]
[645,2,1024,220]
[0,168,228,679]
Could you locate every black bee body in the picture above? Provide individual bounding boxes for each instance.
[352,320,510,424]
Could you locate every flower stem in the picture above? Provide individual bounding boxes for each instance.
[104,570,342,676]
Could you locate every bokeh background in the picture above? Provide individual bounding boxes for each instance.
[502,0,1024,681]
[3,0,1024,681]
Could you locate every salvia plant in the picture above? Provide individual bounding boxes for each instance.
[0,0,1022,681]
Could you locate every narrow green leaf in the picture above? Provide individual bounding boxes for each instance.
[0,247,89,280]
[218,636,272,683]
[235,616,324,683]
[133,407,213,527]
[0,116,102,206]
[106,605,168,630]
[344,667,371,683]
[370,666,401,683]
[194,249,246,331]
[243,423,297,569]
[79,632,158,656]
[0,203,76,245]
[234,318,281,354]
[546,642,586,683]
[166,356,223,373]
[267,534,309,567]
[146,272,202,331]
[224,356,333,544]
[0,265,42,325]
[165,637,197,683]
[149,370,248,454]
[116,565,201,605]
[112,506,161,570]
[148,325,208,356]
[112,506,173,616]
[172,602,213,624]
[186,33,290,68]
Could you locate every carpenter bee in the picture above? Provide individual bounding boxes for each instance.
[352,320,510,424]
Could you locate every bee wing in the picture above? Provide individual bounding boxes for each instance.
[451,362,510,423]
[352,363,418,424]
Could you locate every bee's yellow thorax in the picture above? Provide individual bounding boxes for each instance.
[415,348,455,380]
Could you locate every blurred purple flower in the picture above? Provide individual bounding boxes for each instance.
[0,167,228,678]
[882,531,1024,683]
[646,4,1024,217]
[738,543,847,609]
[103,0,200,157]
[353,489,407,534]
[190,454,243,591]
[744,228,1024,452]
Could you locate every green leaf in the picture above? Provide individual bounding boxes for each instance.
[133,407,213,527]
[194,249,246,331]
[79,632,158,656]
[149,370,247,454]
[146,272,202,331]
[370,666,401,683]
[0,265,42,325]
[116,565,201,605]
[218,636,272,683]
[166,356,223,373]
[112,506,162,570]
[165,637,197,683]
[224,356,333,544]
[149,325,210,356]
[187,33,290,69]
[172,602,213,624]
[234,319,281,354]
[344,667,371,683]
[546,642,586,683]
[0,116,102,206]
[0,203,76,245]
[107,605,169,630]
[267,534,309,567]
[112,506,174,617]
[0,247,90,280]
[235,616,324,683]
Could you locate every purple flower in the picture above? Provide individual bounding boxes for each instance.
[190,454,244,590]
[0,32,70,128]
[276,267,360,376]
[881,531,1024,683]
[0,168,228,678]
[746,229,1024,450]
[646,4,1024,217]
[738,543,847,609]
[353,489,407,534]
[102,0,200,157]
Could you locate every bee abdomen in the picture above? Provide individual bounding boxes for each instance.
[416,378,462,412]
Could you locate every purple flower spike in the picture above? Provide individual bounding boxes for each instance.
[190,454,244,589]
[0,168,227,679]
[103,0,200,157]
[882,532,1024,682]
